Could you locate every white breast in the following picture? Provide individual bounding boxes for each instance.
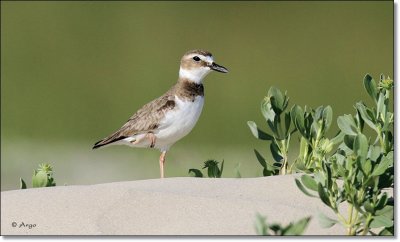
[155,95,204,151]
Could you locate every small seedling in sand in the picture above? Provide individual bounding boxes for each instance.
[234,162,242,178]
[254,213,311,235]
[188,159,224,178]
[20,163,56,189]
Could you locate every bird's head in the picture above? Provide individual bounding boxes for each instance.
[179,50,228,83]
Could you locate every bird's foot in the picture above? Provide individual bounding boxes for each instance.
[147,133,156,148]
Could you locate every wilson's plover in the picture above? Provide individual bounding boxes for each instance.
[93,50,228,178]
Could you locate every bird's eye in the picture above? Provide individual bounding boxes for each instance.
[193,56,201,61]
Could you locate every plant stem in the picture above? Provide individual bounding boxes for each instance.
[348,204,354,225]
[280,140,289,175]
[335,211,349,229]
[361,215,372,235]
[345,203,358,235]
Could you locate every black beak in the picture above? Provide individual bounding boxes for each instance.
[210,62,228,73]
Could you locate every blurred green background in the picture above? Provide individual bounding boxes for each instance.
[1,1,393,190]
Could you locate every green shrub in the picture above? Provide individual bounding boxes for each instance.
[295,74,393,235]
[248,87,293,175]
[248,87,341,175]
[249,73,393,235]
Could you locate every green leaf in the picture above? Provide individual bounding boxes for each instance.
[318,212,338,228]
[255,149,279,175]
[219,160,224,178]
[283,217,311,235]
[370,214,393,228]
[322,106,333,132]
[371,154,393,177]
[282,91,289,111]
[360,157,372,176]
[337,114,358,135]
[304,112,313,135]
[247,121,274,140]
[332,154,346,177]
[234,163,242,178]
[32,170,48,188]
[355,109,365,132]
[47,177,56,187]
[363,74,378,102]
[263,168,274,176]
[313,171,325,185]
[298,137,309,160]
[314,106,324,120]
[354,133,368,160]
[317,183,332,208]
[270,142,283,162]
[203,160,222,178]
[376,92,385,120]
[368,145,381,162]
[294,160,307,172]
[310,121,320,140]
[355,102,377,131]
[363,200,375,213]
[268,86,285,113]
[375,205,394,217]
[343,135,355,150]
[344,156,354,172]
[324,164,332,190]
[295,178,317,197]
[384,131,394,153]
[300,175,318,191]
[188,169,203,177]
[375,193,388,210]
[379,226,394,236]
[268,223,282,234]
[382,112,393,131]
[261,98,275,122]
[384,151,393,162]
[330,131,345,146]
[291,105,305,136]
[20,178,27,189]
[254,149,267,168]
[254,213,269,235]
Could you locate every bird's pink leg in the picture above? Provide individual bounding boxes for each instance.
[159,151,167,178]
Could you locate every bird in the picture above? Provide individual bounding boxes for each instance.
[93,49,228,178]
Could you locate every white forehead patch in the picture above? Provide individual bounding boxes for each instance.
[205,55,214,63]
[188,54,214,64]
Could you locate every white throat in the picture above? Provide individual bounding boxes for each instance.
[179,67,212,84]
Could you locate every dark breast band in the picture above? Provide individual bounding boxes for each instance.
[176,80,204,102]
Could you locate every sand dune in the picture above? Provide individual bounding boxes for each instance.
[2,175,361,235]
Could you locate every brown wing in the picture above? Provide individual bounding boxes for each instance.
[93,87,176,149]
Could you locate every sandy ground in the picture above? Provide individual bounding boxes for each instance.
[2,175,360,235]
